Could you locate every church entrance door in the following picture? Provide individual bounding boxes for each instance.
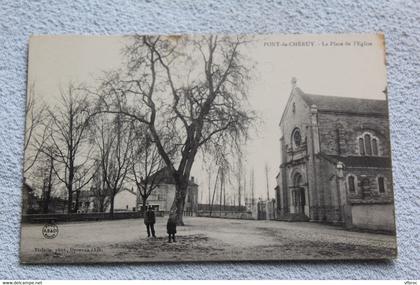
[293,173,307,215]
[296,187,305,214]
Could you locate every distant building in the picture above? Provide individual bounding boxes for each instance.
[113,188,137,212]
[22,180,67,214]
[138,167,199,215]
[256,199,276,220]
[75,190,97,213]
[275,83,395,232]
[22,181,40,214]
[74,188,137,213]
[244,197,258,219]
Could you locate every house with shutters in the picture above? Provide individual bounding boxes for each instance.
[137,167,199,215]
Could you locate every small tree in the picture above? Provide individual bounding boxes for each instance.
[24,83,48,174]
[90,159,111,212]
[30,145,58,213]
[129,127,166,212]
[92,112,135,215]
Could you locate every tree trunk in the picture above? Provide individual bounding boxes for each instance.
[110,192,115,217]
[43,182,52,214]
[99,196,105,212]
[142,197,147,214]
[170,182,188,226]
[67,188,73,213]
[74,189,80,212]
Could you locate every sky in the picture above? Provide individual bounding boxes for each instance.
[27,34,387,204]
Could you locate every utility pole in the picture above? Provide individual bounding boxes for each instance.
[209,167,220,216]
[237,157,242,208]
[223,172,226,211]
[243,168,247,211]
[250,168,255,207]
[208,171,211,204]
[220,168,223,215]
[265,163,270,200]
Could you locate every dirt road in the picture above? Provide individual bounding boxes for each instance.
[20,216,397,263]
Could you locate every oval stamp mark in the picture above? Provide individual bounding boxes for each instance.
[42,223,59,239]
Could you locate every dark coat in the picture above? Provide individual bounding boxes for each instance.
[167,219,177,234]
[144,210,156,225]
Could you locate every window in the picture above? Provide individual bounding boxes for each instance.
[348,175,356,193]
[378,177,385,193]
[372,138,378,156]
[358,132,379,156]
[358,138,365,155]
[364,134,372,155]
[292,128,302,148]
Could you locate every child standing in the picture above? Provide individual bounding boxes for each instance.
[167,217,177,243]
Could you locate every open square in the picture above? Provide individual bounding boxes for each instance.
[20,217,397,263]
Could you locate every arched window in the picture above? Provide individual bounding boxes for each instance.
[293,172,302,187]
[348,175,356,193]
[292,128,302,148]
[378,176,385,193]
[359,138,365,155]
[364,133,372,155]
[358,132,380,156]
[372,138,378,156]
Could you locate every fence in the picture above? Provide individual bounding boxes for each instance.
[22,211,165,223]
[197,204,247,212]
[197,210,255,220]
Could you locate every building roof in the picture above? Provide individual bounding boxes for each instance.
[23,182,34,193]
[149,167,198,186]
[296,87,388,115]
[321,153,392,168]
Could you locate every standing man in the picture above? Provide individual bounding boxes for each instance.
[144,205,156,238]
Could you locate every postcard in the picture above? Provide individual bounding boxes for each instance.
[20,34,397,263]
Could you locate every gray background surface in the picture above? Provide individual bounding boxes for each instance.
[0,0,418,279]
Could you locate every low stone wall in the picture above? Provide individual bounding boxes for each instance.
[346,203,396,233]
[22,211,165,223]
[197,211,255,220]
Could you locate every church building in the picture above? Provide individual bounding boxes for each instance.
[275,79,396,232]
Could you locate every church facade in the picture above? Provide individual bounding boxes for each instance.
[275,84,396,232]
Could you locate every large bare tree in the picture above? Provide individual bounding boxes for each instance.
[46,84,95,213]
[97,35,256,225]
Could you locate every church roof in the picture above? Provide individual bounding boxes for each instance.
[296,88,388,115]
